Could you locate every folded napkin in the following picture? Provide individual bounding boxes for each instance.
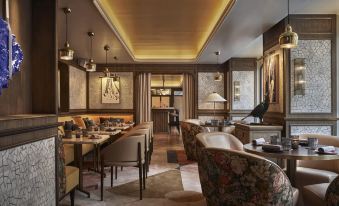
[262,144,283,152]
[252,138,266,146]
[318,146,336,153]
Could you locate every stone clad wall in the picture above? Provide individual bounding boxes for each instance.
[0,137,56,205]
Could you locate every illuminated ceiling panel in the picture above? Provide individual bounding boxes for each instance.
[151,75,183,88]
[94,0,235,62]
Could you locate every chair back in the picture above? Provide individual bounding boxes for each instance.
[125,128,151,149]
[101,134,146,163]
[196,132,243,150]
[298,134,339,173]
[326,175,339,205]
[180,121,207,161]
[169,109,180,124]
[140,121,154,137]
[198,148,294,206]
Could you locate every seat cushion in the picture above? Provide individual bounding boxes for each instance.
[82,144,94,156]
[292,187,299,206]
[165,191,205,203]
[65,166,79,194]
[64,144,74,165]
[303,183,328,206]
[296,167,338,189]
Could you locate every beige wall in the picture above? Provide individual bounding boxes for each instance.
[198,72,225,110]
[0,0,32,115]
[89,72,133,109]
[69,66,87,109]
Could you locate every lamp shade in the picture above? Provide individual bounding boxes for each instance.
[279,25,298,49]
[205,92,227,102]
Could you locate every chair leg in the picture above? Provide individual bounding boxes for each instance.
[101,162,104,201]
[110,166,113,187]
[70,189,75,206]
[139,163,143,200]
[142,163,146,190]
[115,166,118,179]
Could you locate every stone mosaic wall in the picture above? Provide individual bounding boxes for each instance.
[0,137,56,205]
[232,71,255,110]
[89,72,133,109]
[69,66,87,109]
[290,125,332,136]
[290,40,332,113]
[198,72,225,110]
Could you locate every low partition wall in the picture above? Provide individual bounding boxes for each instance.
[0,115,58,205]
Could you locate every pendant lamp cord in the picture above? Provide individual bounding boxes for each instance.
[287,0,290,24]
[90,36,93,59]
[65,12,68,43]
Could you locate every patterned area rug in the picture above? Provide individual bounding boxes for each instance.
[167,150,195,166]
[108,169,183,198]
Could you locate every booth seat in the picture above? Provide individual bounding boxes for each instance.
[296,134,339,189]
[58,114,134,165]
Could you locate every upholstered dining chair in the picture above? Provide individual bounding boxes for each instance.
[124,128,151,175]
[100,134,146,201]
[198,148,299,206]
[180,120,208,161]
[303,175,339,206]
[57,135,79,206]
[296,134,339,189]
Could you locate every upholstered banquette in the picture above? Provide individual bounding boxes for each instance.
[296,134,339,189]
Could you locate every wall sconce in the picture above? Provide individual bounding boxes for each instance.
[233,81,240,101]
[294,58,306,95]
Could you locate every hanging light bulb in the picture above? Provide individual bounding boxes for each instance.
[86,32,96,72]
[112,56,120,83]
[214,51,222,81]
[59,8,74,60]
[100,45,111,78]
[279,0,298,49]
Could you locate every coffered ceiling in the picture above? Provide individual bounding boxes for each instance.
[58,0,339,64]
[93,0,235,62]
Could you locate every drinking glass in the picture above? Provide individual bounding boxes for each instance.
[270,135,279,145]
[308,137,319,150]
[281,138,292,151]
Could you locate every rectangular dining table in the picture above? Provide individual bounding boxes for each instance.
[62,130,121,197]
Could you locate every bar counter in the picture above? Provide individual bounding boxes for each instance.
[151,107,175,133]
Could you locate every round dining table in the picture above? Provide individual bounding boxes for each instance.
[243,143,339,186]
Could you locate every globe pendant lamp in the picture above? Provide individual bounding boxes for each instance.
[279,0,298,49]
[59,8,74,60]
[86,32,96,72]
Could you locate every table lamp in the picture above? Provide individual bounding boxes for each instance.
[205,92,227,121]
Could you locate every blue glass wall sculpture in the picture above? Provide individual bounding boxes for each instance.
[0,18,23,94]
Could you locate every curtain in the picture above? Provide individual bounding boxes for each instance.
[183,73,195,119]
[136,73,152,123]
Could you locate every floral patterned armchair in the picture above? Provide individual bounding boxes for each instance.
[303,175,339,206]
[180,121,207,161]
[198,148,297,206]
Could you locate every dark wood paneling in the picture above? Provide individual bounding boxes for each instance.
[0,0,32,116]
[32,0,57,114]
[59,63,69,113]
[263,18,287,52]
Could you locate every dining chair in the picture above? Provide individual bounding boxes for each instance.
[57,135,79,206]
[180,120,208,161]
[303,175,339,206]
[198,147,299,206]
[100,134,146,201]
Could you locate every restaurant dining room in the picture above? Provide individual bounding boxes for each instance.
[1,0,339,205]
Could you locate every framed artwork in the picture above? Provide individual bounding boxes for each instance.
[264,53,279,103]
[102,77,120,103]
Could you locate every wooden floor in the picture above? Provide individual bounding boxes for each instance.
[60,132,201,206]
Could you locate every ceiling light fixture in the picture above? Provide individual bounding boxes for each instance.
[101,45,111,78]
[86,32,96,72]
[214,51,222,81]
[279,0,298,49]
[59,8,74,60]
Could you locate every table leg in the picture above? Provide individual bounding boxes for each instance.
[286,159,297,187]
[74,144,90,197]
